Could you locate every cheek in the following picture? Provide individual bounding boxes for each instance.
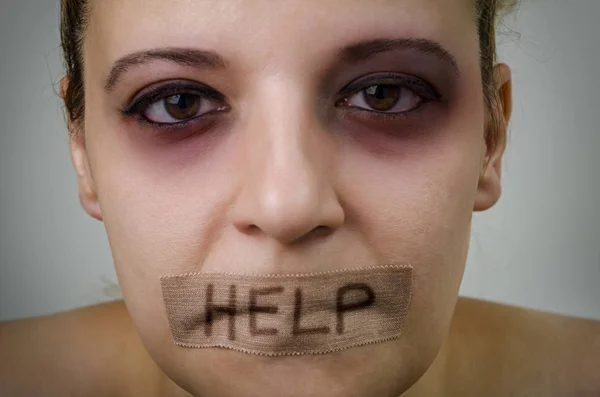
[84,68,485,378]
[339,130,480,279]
[341,81,483,254]
[336,88,485,341]
[84,104,243,344]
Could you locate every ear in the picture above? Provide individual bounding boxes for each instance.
[60,77,103,221]
[473,63,512,212]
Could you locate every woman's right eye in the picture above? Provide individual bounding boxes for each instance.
[142,93,227,124]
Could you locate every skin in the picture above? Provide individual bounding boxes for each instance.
[0,0,598,396]
[74,0,501,395]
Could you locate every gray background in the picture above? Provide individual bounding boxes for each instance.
[1,0,599,321]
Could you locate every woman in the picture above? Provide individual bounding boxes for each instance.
[1,0,599,396]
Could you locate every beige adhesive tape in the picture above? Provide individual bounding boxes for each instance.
[160,264,413,356]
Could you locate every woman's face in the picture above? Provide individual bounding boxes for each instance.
[71,0,506,395]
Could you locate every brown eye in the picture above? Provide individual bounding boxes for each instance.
[142,92,225,124]
[164,94,202,120]
[363,85,401,111]
[343,84,423,114]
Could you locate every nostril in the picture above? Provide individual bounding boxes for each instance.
[247,224,261,235]
[311,226,331,238]
[244,224,330,241]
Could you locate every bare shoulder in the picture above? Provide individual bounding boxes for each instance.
[0,300,183,397]
[448,297,600,396]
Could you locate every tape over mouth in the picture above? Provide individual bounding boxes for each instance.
[160,264,413,356]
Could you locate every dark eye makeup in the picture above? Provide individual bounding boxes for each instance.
[335,72,443,122]
[338,72,441,101]
[120,73,444,131]
[122,81,225,115]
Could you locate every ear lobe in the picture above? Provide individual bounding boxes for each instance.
[473,156,503,212]
[69,135,103,221]
[473,63,512,212]
[62,76,103,221]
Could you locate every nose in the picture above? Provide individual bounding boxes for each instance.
[230,79,345,245]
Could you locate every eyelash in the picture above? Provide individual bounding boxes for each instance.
[121,74,441,129]
[122,82,227,126]
[337,73,442,120]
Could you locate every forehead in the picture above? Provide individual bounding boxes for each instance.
[86,0,477,69]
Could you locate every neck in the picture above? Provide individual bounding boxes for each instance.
[401,331,452,397]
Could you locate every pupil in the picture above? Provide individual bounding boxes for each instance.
[180,95,191,108]
[364,85,400,111]
[165,94,200,119]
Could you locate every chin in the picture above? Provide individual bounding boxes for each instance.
[148,334,435,397]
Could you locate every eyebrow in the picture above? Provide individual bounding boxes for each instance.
[104,48,227,91]
[338,38,460,75]
[104,38,459,92]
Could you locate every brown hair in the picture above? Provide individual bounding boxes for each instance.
[60,0,516,155]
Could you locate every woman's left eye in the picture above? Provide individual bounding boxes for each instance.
[342,84,423,114]
[143,93,226,124]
